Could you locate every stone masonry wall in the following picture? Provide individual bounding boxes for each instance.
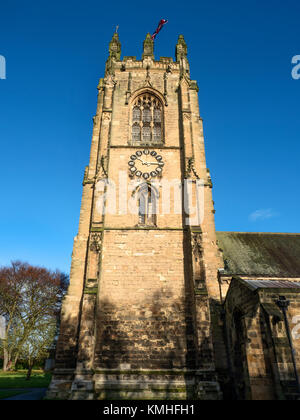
[93,229,197,370]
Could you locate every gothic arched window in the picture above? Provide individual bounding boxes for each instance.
[136,183,158,226]
[130,93,163,145]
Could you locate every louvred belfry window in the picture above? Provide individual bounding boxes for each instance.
[137,183,158,226]
[131,93,163,144]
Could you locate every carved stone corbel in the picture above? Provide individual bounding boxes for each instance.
[183,111,191,121]
[89,232,102,253]
[102,112,112,122]
[192,232,203,262]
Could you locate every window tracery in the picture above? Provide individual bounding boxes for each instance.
[130,93,163,145]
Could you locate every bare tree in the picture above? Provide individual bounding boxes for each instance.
[0,261,68,371]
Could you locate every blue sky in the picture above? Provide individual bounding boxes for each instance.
[0,0,299,273]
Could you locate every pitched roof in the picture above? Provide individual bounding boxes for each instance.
[243,279,300,290]
[216,232,300,278]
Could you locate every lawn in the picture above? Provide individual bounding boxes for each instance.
[0,370,51,389]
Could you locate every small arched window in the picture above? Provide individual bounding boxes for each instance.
[136,183,158,226]
[130,93,163,145]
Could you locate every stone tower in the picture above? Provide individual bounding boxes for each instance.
[47,33,224,400]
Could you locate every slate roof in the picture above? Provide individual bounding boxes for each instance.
[216,232,300,278]
[243,279,300,290]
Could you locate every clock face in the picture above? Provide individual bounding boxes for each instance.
[128,150,165,180]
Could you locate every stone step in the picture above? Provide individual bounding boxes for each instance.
[70,370,222,400]
[93,371,199,383]
[71,389,188,400]
[96,389,188,400]
[94,380,194,388]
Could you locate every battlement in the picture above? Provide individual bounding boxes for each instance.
[105,33,190,76]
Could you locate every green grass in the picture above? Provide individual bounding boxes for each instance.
[0,390,30,399]
[0,370,51,389]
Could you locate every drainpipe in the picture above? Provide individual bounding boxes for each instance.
[276,296,300,396]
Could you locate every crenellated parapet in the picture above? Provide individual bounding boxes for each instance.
[104,32,193,78]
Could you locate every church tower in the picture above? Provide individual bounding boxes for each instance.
[47,33,224,400]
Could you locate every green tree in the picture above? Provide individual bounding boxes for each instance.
[20,319,57,380]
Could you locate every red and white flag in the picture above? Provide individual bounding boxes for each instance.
[151,19,168,40]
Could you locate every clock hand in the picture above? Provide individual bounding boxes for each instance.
[142,160,156,166]
[143,161,156,167]
[136,158,163,166]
